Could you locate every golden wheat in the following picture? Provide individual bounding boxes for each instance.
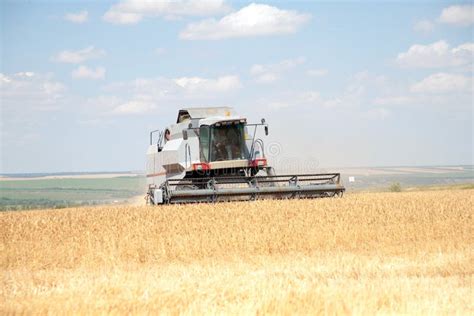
[1,190,473,314]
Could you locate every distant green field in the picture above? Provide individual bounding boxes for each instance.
[342,170,474,191]
[0,176,146,211]
[1,166,472,211]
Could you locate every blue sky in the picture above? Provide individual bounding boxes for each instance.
[1,1,472,173]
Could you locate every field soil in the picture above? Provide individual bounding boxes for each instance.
[1,190,473,314]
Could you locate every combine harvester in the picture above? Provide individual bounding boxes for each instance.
[146,107,344,204]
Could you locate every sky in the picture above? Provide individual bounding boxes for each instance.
[0,0,473,173]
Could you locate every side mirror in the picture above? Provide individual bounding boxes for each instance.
[182,130,188,140]
[264,125,269,136]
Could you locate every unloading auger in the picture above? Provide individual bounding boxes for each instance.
[146,107,344,204]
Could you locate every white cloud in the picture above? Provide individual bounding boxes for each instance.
[318,71,387,108]
[371,69,473,110]
[254,73,279,84]
[250,57,305,84]
[0,72,66,111]
[439,4,474,26]
[365,108,390,120]
[103,0,230,24]
[72,66,106,80]
[103,10,141,24]
[174,75,241,92]
[94,74,240,115]
[103,78,179,96]
[266,101,291,110]
[0,73,12,83]
[373,96,413,106]
[85,95,122,109]
[256,90,321,111]
[258,72,389,111]
[306,69,328,77]
[299,91,323,104]
[414,20,435,33]
[53,46,106,64]
[111,100,157,115]
[103,7,143,24]
[85,94,158,115]
[410,73,472,93]
[253,73,395,122]
[372,71,473,108]
[155,47,166,55]
[321,72,390,109]
[180,3,311,40]
[64,10,88,23]
[396,40,474,68]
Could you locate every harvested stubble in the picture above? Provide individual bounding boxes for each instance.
[1,190,473,314]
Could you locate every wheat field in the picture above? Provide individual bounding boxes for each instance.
[1,190,473,314]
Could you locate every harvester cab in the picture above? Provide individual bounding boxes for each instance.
[146,107,344,204]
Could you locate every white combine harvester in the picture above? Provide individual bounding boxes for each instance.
[146,107,344,204]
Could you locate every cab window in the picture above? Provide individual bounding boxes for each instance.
[199,125,210,162]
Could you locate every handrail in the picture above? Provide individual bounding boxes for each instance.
[149,129,161,145]
[253,138,265,159]
[185,143,192,168]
